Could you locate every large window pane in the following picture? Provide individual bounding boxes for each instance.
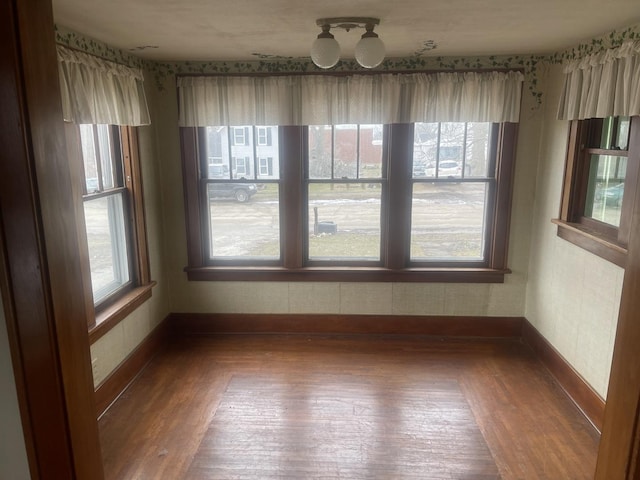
[309,125,383,180]
[80,124,117,192]
[411,183,487,261]
[309,125,333,179]
[412,123,439,177]
[230,126,253,179]
[359,124,383,178]
[256,127,278,180]
[413,123,465,179]
[205,126,231,178]
[203,125,281,261]
[308,183,381,261]
[334,124,358,178]
[413,122,492,180]
[84,193,130,302]
[96,124,115,189]
[207,183,280,259]
[616,117,630,150]
[465,123,492,178]
[80,124,99,192]
[597,116,631,150]
[585,154,626,227]
[204,126,279,180]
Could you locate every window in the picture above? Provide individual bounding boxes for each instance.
[555,116,639,267]
[181,122,517,282]
[207,126,224,164]
[257,127,272,146]
[201,126,280,261]
[232,127,248,146]
[75,124,151,334]
[411,122,493,263]
[259,157,273,176]
[307,124,384,263]
[233,156,250,176]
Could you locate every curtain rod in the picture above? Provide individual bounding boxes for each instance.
[175,67,524,79]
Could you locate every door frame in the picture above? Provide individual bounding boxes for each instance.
[0,0,103,478]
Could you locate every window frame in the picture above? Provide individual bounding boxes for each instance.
[258,157,273,176]
[305,124,386,266]
[180,123,518,283]
[232,126,247,146]
[70,124,153,341]
[233,156,249,176]
[554,116,640,268]
[256,126,270,146]
[409,122,498,266]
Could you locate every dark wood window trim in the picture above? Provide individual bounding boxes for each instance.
[181,123,518,283]
[552,219,627,268]
[555,117,640,268]
[69,125,154,341]
[89,282,156,343]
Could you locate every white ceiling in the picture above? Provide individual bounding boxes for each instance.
[52,0,640,62]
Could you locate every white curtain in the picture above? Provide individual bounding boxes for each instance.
[177,71,524,126]
[57,46,151,126]
[557,39,640,120]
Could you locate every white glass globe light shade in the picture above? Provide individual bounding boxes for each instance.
[354,36,385,68]
[311,37,340,69]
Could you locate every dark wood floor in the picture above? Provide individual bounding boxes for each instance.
[99,335,599,479]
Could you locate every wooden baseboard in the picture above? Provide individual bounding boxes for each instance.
[169,313,524,337]
[522,319,605,432]
[97,313,605,434]
[94,316,170,418]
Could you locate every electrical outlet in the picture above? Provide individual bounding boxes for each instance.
[91,358,98,379]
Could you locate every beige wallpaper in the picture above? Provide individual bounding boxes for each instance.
[525,64,623,400]
[170,279,526,317]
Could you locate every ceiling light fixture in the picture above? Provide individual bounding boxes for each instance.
[311,17,385,69]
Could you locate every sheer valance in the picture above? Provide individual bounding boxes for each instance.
[177,71,524,126]
[557,40,640,120]
[57,46,151,126]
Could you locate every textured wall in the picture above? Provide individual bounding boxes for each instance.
[525,64,623,399]
[170,280,526,316]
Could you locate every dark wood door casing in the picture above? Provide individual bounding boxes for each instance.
[596,120,640,478]
[0,0,104,478]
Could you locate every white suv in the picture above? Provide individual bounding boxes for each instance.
[425,160,462,178]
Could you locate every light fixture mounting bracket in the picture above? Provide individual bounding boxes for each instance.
[316,17,380,32]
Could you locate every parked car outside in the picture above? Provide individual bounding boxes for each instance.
[425,160,462,178]
[208,182,257,203]
[602,183,624,206]
[208,164,258,202]
[413,161,427,177]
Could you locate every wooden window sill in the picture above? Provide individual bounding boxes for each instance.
[552,219,627,268]
[89,282,156,344]
[184,266,509,283]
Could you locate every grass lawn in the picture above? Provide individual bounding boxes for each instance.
[248,231,481,259]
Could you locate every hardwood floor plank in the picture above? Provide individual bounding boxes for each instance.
[99,335,599,479]
[187,376,498,479]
